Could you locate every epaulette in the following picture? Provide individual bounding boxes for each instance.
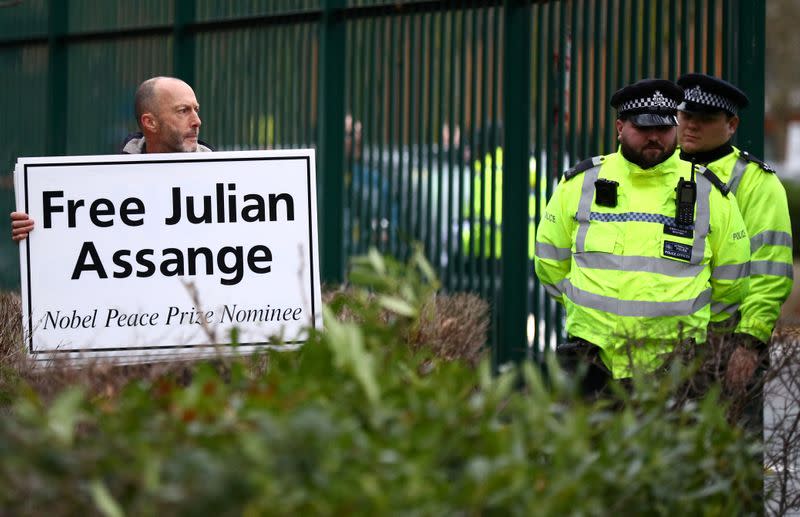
[563,155,604,181]
[740,151,775,173]
[696,165,730,196]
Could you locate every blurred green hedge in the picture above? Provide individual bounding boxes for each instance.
[0,248,763,516]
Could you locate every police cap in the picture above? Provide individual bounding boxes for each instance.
[677,73,749,116]
[610,78,683,127]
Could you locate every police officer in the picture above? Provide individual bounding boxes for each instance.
[534,79,751,393]
[676,73,794,391]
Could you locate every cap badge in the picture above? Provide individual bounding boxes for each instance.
[686,85,702,101]
[651,91,669,107]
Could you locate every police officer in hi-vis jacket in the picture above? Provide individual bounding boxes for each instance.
[534,78,751,395]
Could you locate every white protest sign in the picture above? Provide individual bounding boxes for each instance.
[15,150,322,364]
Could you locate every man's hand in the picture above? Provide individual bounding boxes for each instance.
[724,334,763,392]
[10,211,34,241]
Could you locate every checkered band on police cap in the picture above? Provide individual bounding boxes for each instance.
[617,90,679,114]
[683,85,739,115]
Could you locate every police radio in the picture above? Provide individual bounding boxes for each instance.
[675,162,697,226]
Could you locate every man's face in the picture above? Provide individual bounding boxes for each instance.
[146,79,202,153]
[677,110,738,153]
[616,119,677,169]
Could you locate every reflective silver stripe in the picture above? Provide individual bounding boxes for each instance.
[711,262,750,280]
[574,164,603,253]
[691,168,711,265]
[561,279,712,317]
[535,242,572,260]
[573,253,703,277]
[750,230,793,253]
[711,301,740,316]
[543,283,563,298]
[726,155,749,194]
[749,261,794,278]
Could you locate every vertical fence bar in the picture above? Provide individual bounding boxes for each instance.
[616,0,626,90]
[735,0,765,156]
[446,11,457,289]
[543,1,555,349]
[409,14,419,261]
[488,6,500,315]
[291,25,300,146]
[386,15,397,257]
[579,0,590,158]
[592,0,601,154]
[694,0,703,71]
[345,21,356,258]
[553,0,567,345]
[435,12,445,275]
[642,0,652,77]
[681,0,690,71]
[319,0,345,284]
[47,0,68,156]
[499,0,531,366]
[628,0,638,81]
[426,13,436,262]
[456,9,467,290]
[654,0,663,76]
[604,0,615,152]
[477,7,489,297]
[722,0,732,79]
[466,8,478,291]
[569,0,578,163]
[174,0,195,86]
[669,0,677,79]
[376,17,388,254]
[707,0,716,74]
[365,17,377,250]
[531,2,543,355]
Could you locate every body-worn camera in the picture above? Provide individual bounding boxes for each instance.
[594,179,619,207]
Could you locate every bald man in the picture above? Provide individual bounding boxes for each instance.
[11,76,213,240]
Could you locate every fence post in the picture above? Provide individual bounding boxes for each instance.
[499,0,532,367]
[735,0,765,156]
[318,0,346,284]
[46,0,67,156]
[174,0,196,86]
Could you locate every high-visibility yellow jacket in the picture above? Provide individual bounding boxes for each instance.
[462,147,538,259]
[534,149,751,378]
[682,146,794,344]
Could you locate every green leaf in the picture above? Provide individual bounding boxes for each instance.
[47,386,85,445]
[377,295,416,317]
[411,245,438,286]
[89,480,125,517]
[323,307,380,404]
[367,247,386,275]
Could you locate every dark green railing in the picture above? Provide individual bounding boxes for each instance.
[0,0,765,365]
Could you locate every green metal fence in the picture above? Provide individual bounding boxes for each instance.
[0,0,764,365]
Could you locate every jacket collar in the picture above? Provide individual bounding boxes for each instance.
[679,142,734,164]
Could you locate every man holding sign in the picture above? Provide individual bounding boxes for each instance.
[11,76,211,241]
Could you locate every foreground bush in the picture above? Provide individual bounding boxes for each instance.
[0,248,763,515]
